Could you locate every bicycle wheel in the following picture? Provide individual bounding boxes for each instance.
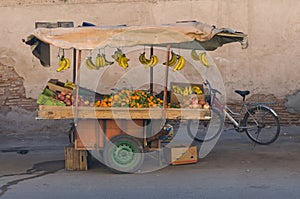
[187,108,224,142]
[243,106,280,145]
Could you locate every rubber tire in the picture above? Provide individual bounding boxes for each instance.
[244,106,280,145]
[103,135,144,173]
[187,108,224,142]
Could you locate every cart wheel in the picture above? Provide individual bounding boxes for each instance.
[103,135,144,173]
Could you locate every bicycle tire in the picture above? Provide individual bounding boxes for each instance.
[187,108,224,142]
[243,105,280,145]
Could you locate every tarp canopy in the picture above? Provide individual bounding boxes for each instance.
[25,21,248,51]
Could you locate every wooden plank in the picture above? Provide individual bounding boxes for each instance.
[37,105,211,120]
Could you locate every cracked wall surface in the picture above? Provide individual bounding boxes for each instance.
[0,0,299,124]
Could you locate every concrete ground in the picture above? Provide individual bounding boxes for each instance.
[0,125,299,199]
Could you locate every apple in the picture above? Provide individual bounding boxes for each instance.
[203,102,210,109]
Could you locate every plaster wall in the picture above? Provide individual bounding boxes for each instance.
[0,0,299,104]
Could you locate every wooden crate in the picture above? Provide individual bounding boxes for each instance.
[164,145,198,165]
[46,79,73,94]
[170,82,205,105]
[65,146,88,171]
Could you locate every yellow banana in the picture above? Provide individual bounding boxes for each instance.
[173,56,185,71]
[169,51,178,66]
[57,56,67,72]
[64,57,70,69]
[139,52,150,65]
[145,55,158,68]
[119,55,129,69]
[200,52,210,67]
[192,86,203,94]
[191,49,200,61]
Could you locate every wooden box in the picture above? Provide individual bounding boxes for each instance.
[164,145,198,165]
[170,82,204,105]
[65,146,88,171]
[47,79,73,94]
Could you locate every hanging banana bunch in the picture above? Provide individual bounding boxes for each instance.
[95,53,114,68]
[112,48,130,69]
[56,49,71,72]
[191,49,210,68]
[163,51,178,67]
[162,50,185,71]
[138,52,158,68]
[173,55,185,71]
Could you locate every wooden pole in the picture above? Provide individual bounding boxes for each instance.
[149,45,154,95]
[163,45,170,109]
[73,49,77,83]
[74,50,82,125]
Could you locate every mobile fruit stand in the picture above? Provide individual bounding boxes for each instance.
[25,21,248,173]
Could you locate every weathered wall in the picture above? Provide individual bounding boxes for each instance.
[0,0,299,124]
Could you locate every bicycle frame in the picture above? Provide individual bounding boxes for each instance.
[209,85,251,130]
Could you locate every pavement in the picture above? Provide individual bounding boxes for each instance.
[0,125,300,199]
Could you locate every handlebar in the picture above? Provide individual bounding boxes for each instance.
[204,80,222,96]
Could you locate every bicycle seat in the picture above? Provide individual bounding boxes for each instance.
[235,90,250,98]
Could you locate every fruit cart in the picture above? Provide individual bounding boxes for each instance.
[24,21,248,173]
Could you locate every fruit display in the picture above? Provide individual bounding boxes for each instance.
[171,83,209,109]
[172,85,203,96]
[191,49,210,67]
[112,48,130,69]
[56,55,71,72]
[95,89,164,108]
[138,52,159,68]
[56,91,73,106]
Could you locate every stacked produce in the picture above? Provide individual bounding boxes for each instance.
[95,89,164,108]
[37,88,66,106]
[171,84,210,109]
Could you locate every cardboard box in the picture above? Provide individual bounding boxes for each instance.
[164,145,198,165]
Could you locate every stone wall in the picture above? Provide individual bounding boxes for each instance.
[0,0,299,125]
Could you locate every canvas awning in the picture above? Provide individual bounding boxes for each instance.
[25,21,248,51]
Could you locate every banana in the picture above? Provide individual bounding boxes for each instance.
[103,54,114,66]
[163,51,177,67]
[191,49,200,61]
[173,55,185,71]
[64,81,75,89]
[139,52,150,65]
[95,54,103,67]
[85,56,99,70]
[112,48,123,61]
[145,55,158,68]
[192,86,203,94]
[200,52,210,67]
[119,55,129,69]
[57,56,68,72]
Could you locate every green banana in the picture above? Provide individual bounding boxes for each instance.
[191,49,200,61]
[86,57,99,70]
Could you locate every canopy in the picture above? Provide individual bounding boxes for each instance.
[25,21,248,51]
